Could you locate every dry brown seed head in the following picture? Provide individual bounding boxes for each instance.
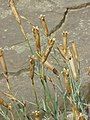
[39,14,49,36]
[32,26,41,52]
[62,31,69,54]
[29,57,35,82]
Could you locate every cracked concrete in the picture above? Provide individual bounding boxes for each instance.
[0,0,90,115]
[49,2,90,35]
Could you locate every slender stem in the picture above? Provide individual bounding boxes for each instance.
[32,83,39,110]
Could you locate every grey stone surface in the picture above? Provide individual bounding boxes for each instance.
[0,0,90,117]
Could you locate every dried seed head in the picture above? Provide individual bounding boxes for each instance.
[62,31,69,54]
[32,26,41,52]
[29,57,35,85]
[39,14,49,36]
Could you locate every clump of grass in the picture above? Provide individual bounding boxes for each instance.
[0,0,89,120]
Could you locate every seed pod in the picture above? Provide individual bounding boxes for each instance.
[62,31,68,54]
[32,26,41,53]
[39,14,49,36]
[42,38,55,63]
[29,57,35,85]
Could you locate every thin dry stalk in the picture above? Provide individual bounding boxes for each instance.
[42,38,55,63]
[72,41,79,61]
[0,48,11,91]
[9,0,33,53]
[9,0,21,23]
[57,44,67,60]
[32,26,41,53]
[71,42,80,80]
[0,49,8,75]
[2,92,24,106]
[29,57,39,109]
[9,0,26,38]
[39,14,49,36]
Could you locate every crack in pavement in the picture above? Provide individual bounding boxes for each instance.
[0,67,29,79]
[48,2,90,36]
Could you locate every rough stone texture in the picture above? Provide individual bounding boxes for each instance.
[0,0,90,118]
